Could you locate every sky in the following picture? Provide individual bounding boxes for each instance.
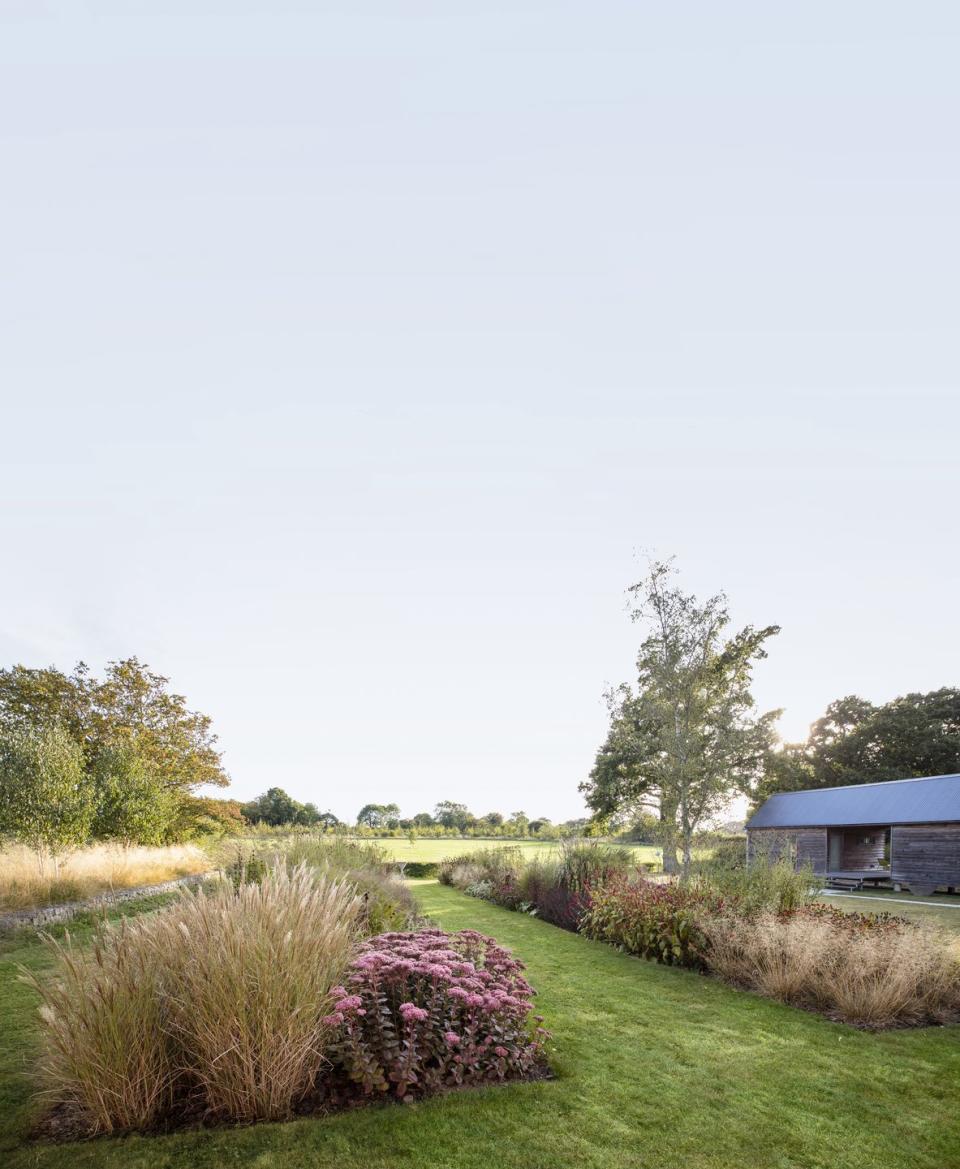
[1,2,958,824]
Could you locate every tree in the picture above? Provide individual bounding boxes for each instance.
[752,688,960,806]
[356,802,401,829]
[315,810,341,829]
[508,810,529,837]
[243,787,302,826]
[91,743,178,845]
[0,657,228,799]
[0,662,92,741]
[581,560,780,876]
[174,795,248,838]
[433,800,470,831]
[412,811,435,828]
[88,658,227,793]
[482,811,504,829]
[0,724,94,874]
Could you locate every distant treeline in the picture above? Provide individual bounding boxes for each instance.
[239,791,595,840]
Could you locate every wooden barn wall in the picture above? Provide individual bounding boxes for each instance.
[747,828,827,874]
[839,830,886,870]
[892,824,960,887]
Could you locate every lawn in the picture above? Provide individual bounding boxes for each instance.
[2,883,959,1169]
[355,837,661,866]
[816,888,960,935]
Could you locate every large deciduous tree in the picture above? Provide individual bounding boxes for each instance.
[87,658,227,793]
[0,657,228,804]
[581,561,780,875]
[753,688,960,805]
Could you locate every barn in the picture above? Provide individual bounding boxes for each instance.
[745,773,960,896]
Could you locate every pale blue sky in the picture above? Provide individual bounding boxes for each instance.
[1,2,958,822]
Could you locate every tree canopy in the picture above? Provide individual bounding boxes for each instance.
[0,657,229,852]
[356,802,401,829]
[0,657,228,796]
[242,787,339,827]
[753,688,960,806]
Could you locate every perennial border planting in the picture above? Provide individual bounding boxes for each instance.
[438,843,960,1029]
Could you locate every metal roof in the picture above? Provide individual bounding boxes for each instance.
[746,773,960,829]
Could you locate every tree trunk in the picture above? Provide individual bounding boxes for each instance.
[681,830,692,879]
[659,801,681,875]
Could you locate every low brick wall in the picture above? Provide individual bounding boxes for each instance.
[0,872,214,933]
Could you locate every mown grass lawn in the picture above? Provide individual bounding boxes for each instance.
[346,837,662,865]
[2,882,959,1169]
[816,889,960,935]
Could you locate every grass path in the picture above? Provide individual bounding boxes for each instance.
[2,883,959,1169]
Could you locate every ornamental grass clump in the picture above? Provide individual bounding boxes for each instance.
[702,907,960,1028]
[323,928,550,1100]
[22,862,364,1133]
[24,920,175,1134]
[148,863,362,1123]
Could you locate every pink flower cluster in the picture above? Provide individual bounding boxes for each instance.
[323,928,550,1100]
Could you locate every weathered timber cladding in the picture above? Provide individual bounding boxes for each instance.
[796,829,828,874]
[747,827,827,873]
[839,830,886,870]
[892,825,960,888]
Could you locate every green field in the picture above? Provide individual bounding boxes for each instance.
[353,837,661,865]
[3,881,960,1169]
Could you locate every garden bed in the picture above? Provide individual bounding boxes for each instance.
[19,851,550,1141]
[4,881,960,1169]
[439,843,960,1029]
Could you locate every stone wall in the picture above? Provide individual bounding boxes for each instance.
[0,872,212,934]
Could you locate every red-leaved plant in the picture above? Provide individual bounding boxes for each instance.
[322,929,549,1100]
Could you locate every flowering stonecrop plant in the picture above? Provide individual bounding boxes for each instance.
[322,929,550,1100]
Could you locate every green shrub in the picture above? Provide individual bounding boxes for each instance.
[695,836,747,875]
[397,860,439,878]
[225,848,268,890]
[581,879,725,969]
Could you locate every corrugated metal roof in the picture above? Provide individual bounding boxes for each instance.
[746,773,960,829]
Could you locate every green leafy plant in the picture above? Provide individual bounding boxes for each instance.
[580,879,725,969]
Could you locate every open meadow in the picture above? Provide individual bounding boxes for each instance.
[0,843,210,911]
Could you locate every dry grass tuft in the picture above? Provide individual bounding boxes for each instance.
[703,912,960,1028]
[0,842,209,910]
[22,862,363,1132]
